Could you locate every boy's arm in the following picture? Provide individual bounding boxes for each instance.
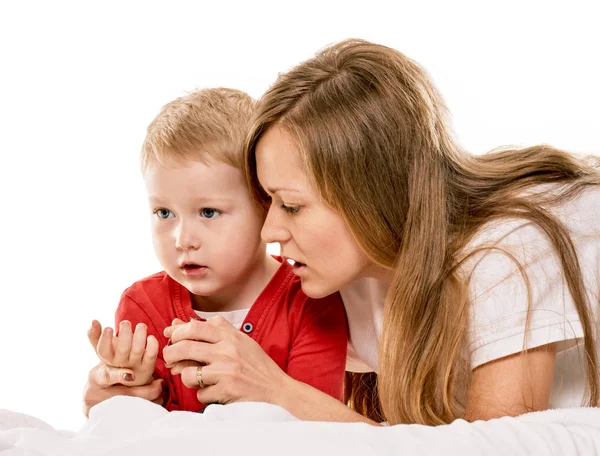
[115,293,181,411]
[285,292,348,401]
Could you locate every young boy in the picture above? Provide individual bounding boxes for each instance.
[88,88,348,412]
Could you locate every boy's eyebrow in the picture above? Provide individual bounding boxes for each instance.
[147,195,237,204]
[147,195,167,203]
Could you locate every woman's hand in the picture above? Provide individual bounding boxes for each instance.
[83,362,164,417]
[162,316,289,406]
[163,317,376,424]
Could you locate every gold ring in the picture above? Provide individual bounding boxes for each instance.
[196,365,205,388]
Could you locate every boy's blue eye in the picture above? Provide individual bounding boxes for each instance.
[155,208,173,219]
[201,208,221,219]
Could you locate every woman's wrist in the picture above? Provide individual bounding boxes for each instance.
[269,374,377,424]
[267,370,299,408]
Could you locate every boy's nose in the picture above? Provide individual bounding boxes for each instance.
[175,224,201,251]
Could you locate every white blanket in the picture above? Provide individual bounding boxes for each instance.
[1,397,599,455]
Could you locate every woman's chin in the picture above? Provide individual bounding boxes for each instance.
[300,279,337,299]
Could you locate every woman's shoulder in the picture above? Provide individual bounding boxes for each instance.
[462,185,600,371]
[457,184,600,314]
[553,184,600,235]
[463,184,600,263]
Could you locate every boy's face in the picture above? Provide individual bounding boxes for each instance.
[144,157,266,305]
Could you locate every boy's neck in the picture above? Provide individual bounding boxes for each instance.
[190,253,280,313]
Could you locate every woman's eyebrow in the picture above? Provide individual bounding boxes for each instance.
[266,186,301,194]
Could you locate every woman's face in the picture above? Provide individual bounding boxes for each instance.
[255,124,374,298]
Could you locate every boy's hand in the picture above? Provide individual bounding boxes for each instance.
[88,319,159,386]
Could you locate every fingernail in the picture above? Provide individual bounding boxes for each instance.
[163,327,171,337]
[123,373,134,382]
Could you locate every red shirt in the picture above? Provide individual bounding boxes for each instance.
[115,259,348,412]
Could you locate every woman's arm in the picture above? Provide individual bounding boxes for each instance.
[163,318,378,424]
[276,374,377,424]
[464,343,557,421]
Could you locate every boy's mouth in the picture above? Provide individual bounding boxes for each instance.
[180,262,208,276]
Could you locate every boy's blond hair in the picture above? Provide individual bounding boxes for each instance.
[141,88,254,171]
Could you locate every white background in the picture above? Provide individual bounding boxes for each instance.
[0,0,598,431]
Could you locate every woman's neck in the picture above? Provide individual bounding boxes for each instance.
[362,262,393,284]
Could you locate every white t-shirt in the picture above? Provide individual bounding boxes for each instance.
[340,185,600,408]
[194,308,250,329]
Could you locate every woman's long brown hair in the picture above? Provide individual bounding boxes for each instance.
[244,39,599,425]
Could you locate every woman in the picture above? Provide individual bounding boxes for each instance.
[86,39,600,426]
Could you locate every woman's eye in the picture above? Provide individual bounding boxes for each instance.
[155,208,174,219]
[280,203,300,215]
[200,208,221,219]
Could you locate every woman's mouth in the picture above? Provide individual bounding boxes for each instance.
[286,258,307,275]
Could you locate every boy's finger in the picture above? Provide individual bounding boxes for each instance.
[87,320,102,350]
[130,323,148,365]
[141,335,159,372]
[114,320,133,365]
[96,327,116,363]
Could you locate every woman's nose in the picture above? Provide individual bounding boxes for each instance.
[261,207,290,244]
